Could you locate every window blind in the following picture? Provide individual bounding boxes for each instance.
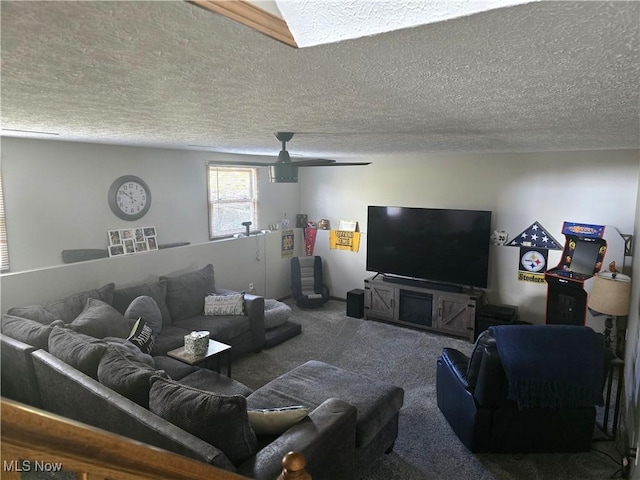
[207,165,258,239]
[0,171,9,272]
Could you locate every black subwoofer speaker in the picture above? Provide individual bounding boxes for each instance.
[347,289,365,318]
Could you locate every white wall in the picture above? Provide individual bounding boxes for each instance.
[298,149,639,324]
[627,164,640,478]
[0,138,301,310]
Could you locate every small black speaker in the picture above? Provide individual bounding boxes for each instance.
[347,289,365,318]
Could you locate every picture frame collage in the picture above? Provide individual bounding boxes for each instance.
[108,226,158,257]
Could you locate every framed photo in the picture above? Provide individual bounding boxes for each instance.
[135,242,148,253]
[108,244,125,257]
[123,238,135,254]
[107,226,158,258]
[147,235,158,250]
[119,229,135,241]
[108,230,121,246]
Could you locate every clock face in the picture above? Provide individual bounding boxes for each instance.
[116,181,147,215]
[108,176,151,221]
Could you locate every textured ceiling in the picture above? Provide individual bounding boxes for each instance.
[1,1,639,161]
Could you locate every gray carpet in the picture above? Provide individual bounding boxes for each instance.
[233,300,624,480]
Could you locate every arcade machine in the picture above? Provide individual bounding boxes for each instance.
[545,221,625,328]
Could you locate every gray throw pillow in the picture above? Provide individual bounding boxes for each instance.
[69,298,131,339]
[1,314,65,350]
[125,296,163,336]
[160,264,215,322]
[113,280,172,326]
[97,345,167,408]
[149,375,257,465]
[48,327,108,379]
[7,283,116,324]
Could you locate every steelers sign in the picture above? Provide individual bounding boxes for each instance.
[518,247,548,283]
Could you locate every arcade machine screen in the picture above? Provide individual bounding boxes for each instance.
[569,240,603,276]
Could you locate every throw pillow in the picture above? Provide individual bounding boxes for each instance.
[97,345,167,408]
[48,327,108,379]
[149,376,257,465]
[112,280,172,326]
[68,298,131,339]
[160,264,215,322]
[8,283,115,324]
[1,315,65,350]
[127,318,155,355]
[124,295,163,336]
[247,406,311,435]
[204,293,244,316]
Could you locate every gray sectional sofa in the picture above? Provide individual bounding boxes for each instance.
[1,264,404,479]
[6,264,266,357]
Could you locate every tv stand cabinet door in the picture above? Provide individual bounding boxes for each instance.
[365,281,395,321]
[436,294,476,341]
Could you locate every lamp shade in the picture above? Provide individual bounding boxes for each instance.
[588,272,632,316]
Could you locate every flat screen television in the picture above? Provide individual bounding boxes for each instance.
[366,206,492,288]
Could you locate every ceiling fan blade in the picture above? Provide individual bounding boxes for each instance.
[291,159,336,166]
[207,160,269,167]
[298,162,372,167]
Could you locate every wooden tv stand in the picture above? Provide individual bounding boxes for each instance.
[364,275,484,342]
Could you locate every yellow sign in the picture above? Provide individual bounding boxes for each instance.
[329,230,361,252]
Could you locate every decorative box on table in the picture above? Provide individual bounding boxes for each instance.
[184,331,210,356]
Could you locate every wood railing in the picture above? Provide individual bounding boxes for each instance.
[1,399,310,479]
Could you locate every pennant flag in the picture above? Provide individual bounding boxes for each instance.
[281,229,294,258]
[304,228,317,255]
[329,230,361,252]
[507,221,562,250]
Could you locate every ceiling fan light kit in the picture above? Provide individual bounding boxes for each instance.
[270,162,298,183]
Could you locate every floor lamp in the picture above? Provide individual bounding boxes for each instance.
[588,271,632,357]
[588,271,632,440]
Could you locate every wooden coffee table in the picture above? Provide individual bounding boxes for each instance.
[167,339,232,377]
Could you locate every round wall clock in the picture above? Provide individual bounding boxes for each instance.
[108,175,152,221]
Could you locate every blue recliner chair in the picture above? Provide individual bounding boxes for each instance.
[436,325,605,453]
[291,256,330,308]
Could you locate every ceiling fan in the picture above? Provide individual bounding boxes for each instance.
[209,132,371,183]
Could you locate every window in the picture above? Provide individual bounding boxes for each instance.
[207,165,258,239]
[0,170,8,272]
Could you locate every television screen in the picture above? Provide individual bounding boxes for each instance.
[366,206,492,288]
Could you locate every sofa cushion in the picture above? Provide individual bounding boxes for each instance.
[247,360,404,449]
[204,293,244,316]
[172,315,250,344]
[104,338,155,367]
[7,283,115,324]
[97,345,167,408]
[149,375,257,465]
[69,298,131,339]
[124,295,163,336]
[112,280,172,326]
[151,325,191,356]
[178,369,253,397]
[152,355,199,380]
[1,315,65,350]
[48,327,108,379]
[160,264,215,322]
[248,406,311,435]
[127,318,155,355]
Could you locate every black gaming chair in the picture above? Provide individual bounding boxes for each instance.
[290,256,330,308]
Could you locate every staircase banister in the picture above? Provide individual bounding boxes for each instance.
[0,397,248,480]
